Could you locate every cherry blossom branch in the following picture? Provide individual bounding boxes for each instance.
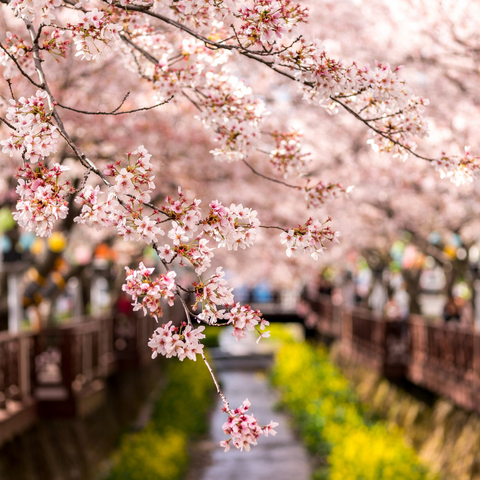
[363,111,404,122]
[242,159,301,189]
[0,42,42,89]
[181,90,203,112]
[169,275,233,413]
[54,127,110,183]
[260,225,287,232]
[6,78,15,100]
[20,21,145,189]
[176,289,194,327]
[120,32,160,64]
[330,96,434,163]
[201,351,231,414]
[0,116,15,130]
[25,21,54,110]
[56,96,174,116]
[24,20,99,176]
[111,5,445,168]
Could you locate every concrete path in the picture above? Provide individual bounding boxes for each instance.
[199,327,311,480]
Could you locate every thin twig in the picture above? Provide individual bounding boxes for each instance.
[363,111,403,122]
[0,116,15,130]
[57,96,173,116]
[181,90,203,112]
[121,33,160,64]
[201,351,232,415]
[6,79,15,100]
[242,159,301,189]
[177,293,193,327]
[0,43,42,89]
[330,96,434,163]
[260,225,287,232]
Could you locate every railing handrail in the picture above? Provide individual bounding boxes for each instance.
[408,313,474,332]
[0,330,35,342]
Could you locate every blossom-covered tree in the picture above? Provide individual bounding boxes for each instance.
[1,0,479,451]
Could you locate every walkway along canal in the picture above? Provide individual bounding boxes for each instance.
[197,328,311,480]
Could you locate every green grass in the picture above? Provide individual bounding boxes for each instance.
[106,356,214,480]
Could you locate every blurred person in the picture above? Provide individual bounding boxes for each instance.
[443,296,461,322]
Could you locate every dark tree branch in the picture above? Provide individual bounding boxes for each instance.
[57,95,173,116]
[0,43,42,89]
[242,159,302,189]
[0,116,15,130]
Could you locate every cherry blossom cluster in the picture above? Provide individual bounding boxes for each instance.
[151,0,222,27]
[149,32,230,101]
[0,31,35,79]
[153,61,202,102]
[161,188,202,238]
[1,90,59,163]
[434,147,480,186]
[269,130,311,177]
[305,181,348,209]
[122,262,176,319]
[107,146,164,244]
[109,10,163,78]
[104,145,156,202]
[227,303,269,342]
[157,191,212,274]
[198,71,266,162]
[76,147,163,244]
[152,33,231,93]
[74,186,121,230]
[276,39,430,158]
[163,229,215,275]
[280,217,340,259]
[220,399,278,452]
[179,35,231,68]
[76,179,260,275]
[7,0,60,24]
[14,163,73,237]
[41,29,71,60]
[277,38,353,99]
[340,65,429,157]
[236,0,308,46]
[191,268,269,341]
[202,200,260,250]
[148,321,206,361]
[69,8,123,62]
[193,267,234,323]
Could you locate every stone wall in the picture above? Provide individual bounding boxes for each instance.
[332,343,480,480]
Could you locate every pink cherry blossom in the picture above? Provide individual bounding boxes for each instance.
[221,398,279,451]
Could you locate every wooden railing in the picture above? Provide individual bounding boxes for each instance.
[407,315,480,412]
[342,305,407,377]
[0,312,162,446]
[306,294,480,413]
[33,315,116,417]
[0,331,36,446]
[299,293,342,338]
